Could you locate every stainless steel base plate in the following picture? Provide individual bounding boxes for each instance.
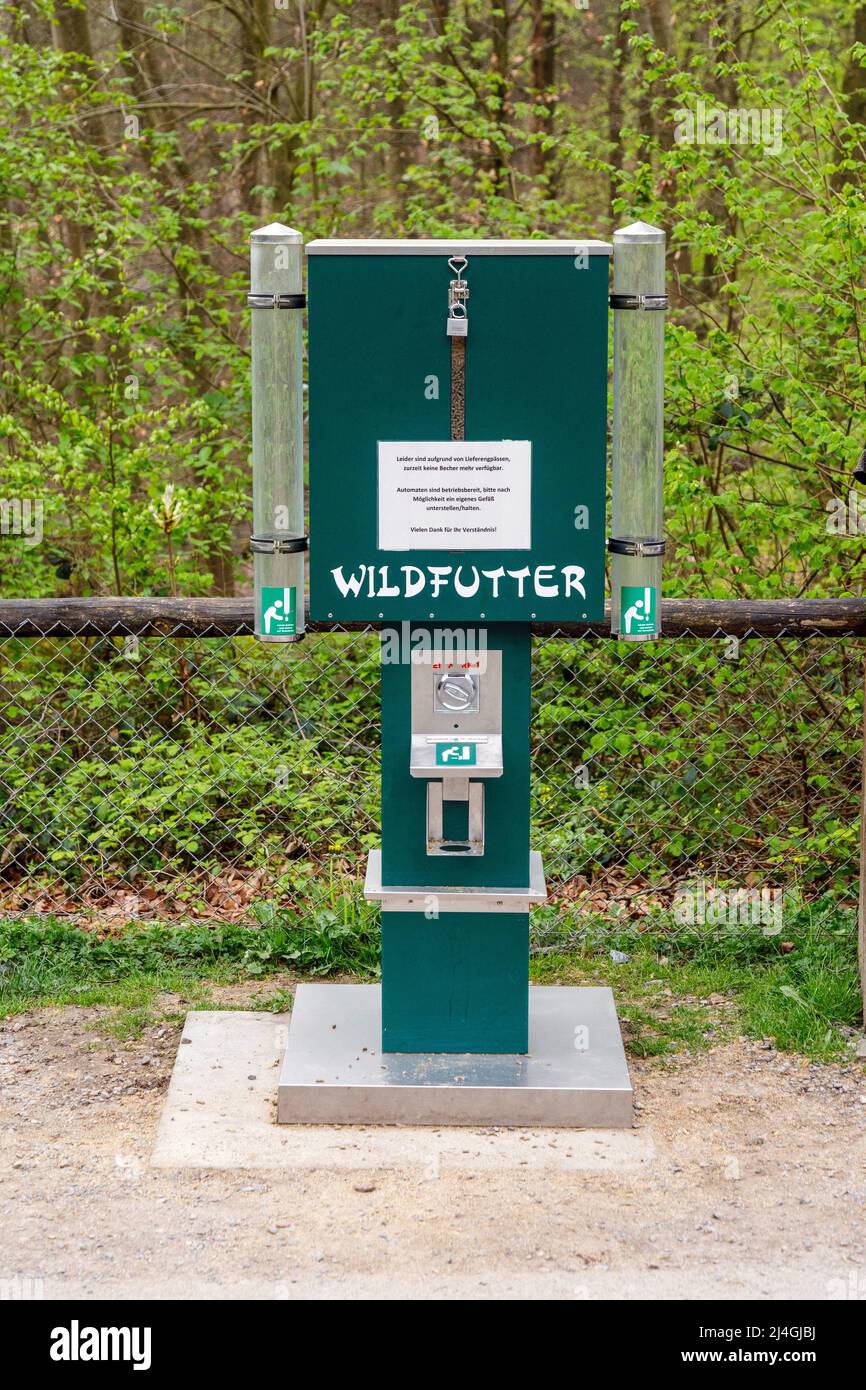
[278,983,633,1127]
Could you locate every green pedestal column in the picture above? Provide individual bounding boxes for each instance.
[380,622,530,1053]
[381,911,529,1053]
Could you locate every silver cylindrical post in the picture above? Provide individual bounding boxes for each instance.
[250,222,306,642]
[609,221,666,641]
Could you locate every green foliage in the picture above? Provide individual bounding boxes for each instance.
[248,885,381,978]
[0,633,381,884]
[1,891,857,1061]
[0,628,858,898]
[531,893,862,1061]
[610,1,866,597]
[0,875,380,1013]
[2,3,866,600]
[0,31,246,599]
[532,635,860,891]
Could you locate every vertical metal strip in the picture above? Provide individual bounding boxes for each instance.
[447,254,468,442]
[450,336,466,441]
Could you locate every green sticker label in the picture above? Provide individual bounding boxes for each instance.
[261,586,297,636]
[620,585,657,636]
[435,742,477,767]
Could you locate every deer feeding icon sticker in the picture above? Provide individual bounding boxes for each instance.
[620,585,657,636]
[261,586,297,636]
[435,742,477,767]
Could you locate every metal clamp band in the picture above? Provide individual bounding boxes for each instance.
[609,292,668,311]
[607,536,666,557]
[247,293,307,310]
[250,534,309,555]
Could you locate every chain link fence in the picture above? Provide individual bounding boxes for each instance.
[0,619,861,925]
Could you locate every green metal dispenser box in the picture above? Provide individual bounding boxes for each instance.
[261,225,654,1117]
[307,240,610,623]
[305,237,612,1056]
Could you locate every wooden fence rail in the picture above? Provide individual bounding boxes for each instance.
[0,596,865,639]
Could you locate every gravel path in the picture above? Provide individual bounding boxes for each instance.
[1,993,865,1300]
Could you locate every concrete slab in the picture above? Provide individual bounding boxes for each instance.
[152,1009,652,1171]
[278,983,633,1127]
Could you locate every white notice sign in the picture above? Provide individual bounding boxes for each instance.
[377,441,532,551]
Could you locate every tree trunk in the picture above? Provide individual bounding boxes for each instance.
[529,0,556,183]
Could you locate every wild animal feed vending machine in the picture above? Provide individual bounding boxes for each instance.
[249,223,665,1126]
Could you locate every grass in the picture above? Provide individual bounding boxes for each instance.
[0,873,380,1035]
[530,894,863,1062]
[0,890,861,1063]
